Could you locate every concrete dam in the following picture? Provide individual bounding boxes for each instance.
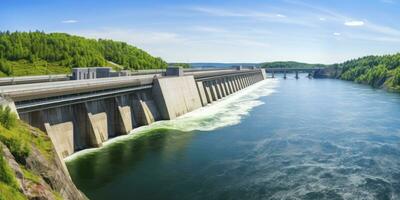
[0,68,266,160]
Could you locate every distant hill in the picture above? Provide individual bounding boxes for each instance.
[168,63,191,68]
[189,63,260,68]
[0,31,167,76]
[188,62,326,69]
[261,61,326,69]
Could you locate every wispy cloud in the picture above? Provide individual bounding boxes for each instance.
[344,20,365,26]
[192,26,227,33]
[285,0,400,38]
[333,32,341,36]
[190,6,282,19]
[188,6,315,27]
[61,19,78,24]
[381,0,396,4]
[68,28,185,45]
[343,33,400,43]
[364,21,400,36]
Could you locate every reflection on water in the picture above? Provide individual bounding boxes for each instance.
[67,76,400,200]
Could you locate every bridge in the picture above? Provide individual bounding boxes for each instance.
[264,68,323,79]
[0,67,266,161]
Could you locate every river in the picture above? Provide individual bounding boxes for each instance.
[66,75,400,200]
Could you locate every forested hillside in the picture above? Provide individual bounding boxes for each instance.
[261,61,326,69]
[338,54,400,92]
[0,31,167,76]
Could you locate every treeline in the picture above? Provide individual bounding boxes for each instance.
[261,61,326,69]
[99,39,167,70]
[0,31,167,76]
[169,63,191,68]
[338,54,400,92]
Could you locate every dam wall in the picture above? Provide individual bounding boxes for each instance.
[152,75,203,120]
[3,68,267,159]
[194,69,266,105]
[18,88,159,159]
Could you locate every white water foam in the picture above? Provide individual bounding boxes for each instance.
[65,79,279,161]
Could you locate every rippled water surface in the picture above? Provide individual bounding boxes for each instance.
[66,76,400,200]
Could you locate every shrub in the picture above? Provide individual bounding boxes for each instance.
[0,105,17,129]
[0,59,12,76]
[0,106,30,163]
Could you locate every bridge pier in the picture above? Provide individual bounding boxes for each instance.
[272,71,275,78]
[295,71,299,79]
[284,71,287,79]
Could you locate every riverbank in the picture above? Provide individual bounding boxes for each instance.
[0,109,86,200]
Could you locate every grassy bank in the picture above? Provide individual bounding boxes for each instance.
[0,105,57,200]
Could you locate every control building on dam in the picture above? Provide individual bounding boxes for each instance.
[0,67,266,161]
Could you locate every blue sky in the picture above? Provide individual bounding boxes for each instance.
[1,0,400,64]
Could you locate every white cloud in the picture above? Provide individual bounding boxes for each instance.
[276,14,287,18]
[344,20,365,26]
[61,20,78,24]
[319,17,326,21]
[333,32,341,36]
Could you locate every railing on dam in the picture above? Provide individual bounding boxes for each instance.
[0,67,267,161]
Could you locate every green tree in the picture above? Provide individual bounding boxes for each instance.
[0,31,168,76]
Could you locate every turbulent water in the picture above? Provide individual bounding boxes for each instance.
[66,75,400,200]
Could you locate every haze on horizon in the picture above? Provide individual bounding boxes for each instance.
[1,0,400,64]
